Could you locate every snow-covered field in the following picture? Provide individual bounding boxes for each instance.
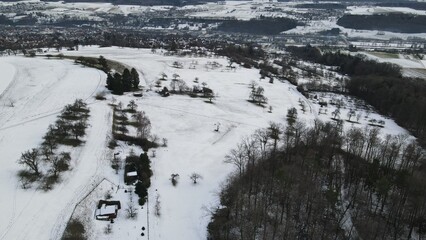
[358,52,426,78]
[347,6,426,16]
[0,46,416,240]
[0,56,107,240]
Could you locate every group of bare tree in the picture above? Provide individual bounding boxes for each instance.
[17,99,90,190]
[156,73,216,103]
[112,101,155,148]
[249,82,268,106]
[208,120,426,240]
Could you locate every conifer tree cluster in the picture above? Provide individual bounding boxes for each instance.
[106,68,140,95]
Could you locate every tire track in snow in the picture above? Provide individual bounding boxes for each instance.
[0,188,38,240]
[142,102,262,128]
[212,124,237,145]
[0,62,103,132]
[0,58,105,240]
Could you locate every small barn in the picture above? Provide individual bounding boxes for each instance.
[95,200,121,221]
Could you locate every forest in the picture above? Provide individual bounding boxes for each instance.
[286,46,401,77]
[208,120,426,239]
[337,14,426,33]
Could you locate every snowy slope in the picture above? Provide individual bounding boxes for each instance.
[0,60,16,98]
[53,46,314,239]
[0,46,415,240]
[361,52,426,69]
[0,57,107,240]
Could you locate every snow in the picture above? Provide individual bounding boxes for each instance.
[0,46,417,240]
[361,52,426,69]
[96,205,117,216]
[0,56,108,240]
[126,171,137,177]
[0,60,16,98]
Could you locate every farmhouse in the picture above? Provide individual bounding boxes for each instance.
[95,200,121,220]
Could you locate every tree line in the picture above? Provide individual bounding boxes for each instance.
[286,45,401,78]
[208,120,425,239]
[17,99,90,191]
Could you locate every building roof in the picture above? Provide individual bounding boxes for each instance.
[96,204,117,216]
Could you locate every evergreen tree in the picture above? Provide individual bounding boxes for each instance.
[131,68,140,90]
[122,69,132,92]
[98,56,109,73]
[113,73,124,95]
[106,73,114,90]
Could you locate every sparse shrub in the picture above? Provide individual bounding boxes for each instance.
[105,190,113,200]
[154,194,161,217]
[104,224,113,234]
[162,138,168,147]
[108,139,118,149]
[95,92,107,100]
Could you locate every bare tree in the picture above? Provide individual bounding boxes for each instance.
[133,111,151,139]
[126,202,137,219]
[71,120,88,140]
[170,173,179,186]
[40,145,53,162]
[117,101,123,111]
[224,144,247,177]
[332,108,341,119]
[249,86,267,105]
[127,100,138,112]
[17,169,38,189]
[19,176,32,189]
[268,122,281,152]
[347,109,356,121]
[50,152,71,177]
[162,138,168,147]
[356,112,362,122]
[18,148,41,176]
[42,125,58,153]
[160,72,167,81]
[172,73,180,81]
[177,79,188,93]
[190,173,202,184]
